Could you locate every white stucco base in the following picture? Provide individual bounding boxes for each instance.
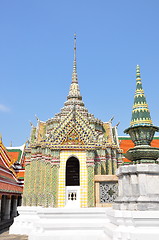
[105,208,159,240]
[9,206,159,240]
[9,206,111,240]
[9,206,41,235]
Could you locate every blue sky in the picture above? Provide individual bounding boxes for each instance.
[0,0,159,146]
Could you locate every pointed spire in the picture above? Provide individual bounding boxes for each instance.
[61,34,88,116]
[67,34,82,101]
[130,65,152,127]
[72,33,78,83]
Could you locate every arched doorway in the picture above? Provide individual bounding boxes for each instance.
[65,157,80,207]
[66,157,80,186]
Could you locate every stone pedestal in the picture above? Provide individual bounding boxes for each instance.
[114,164,159,211]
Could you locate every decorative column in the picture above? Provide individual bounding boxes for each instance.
[0,195,2,221]
[1,195,6,220]
[111,148,117,175]
[22,162,31,206]
[86,150,95,207]
[51,150,60,208]
[106,148,112,175]
[100,150,106,175]
[35,150,45,206]
[32,158,38,206]
[36,159,43,206]
[3,195,11,220]
[23,147,38,206]
[45,161,53,207]
[117,149,123,167]
[94,152,101,175]
[38,160,46,207]
[18,196,22,206]
[11,196,18,218]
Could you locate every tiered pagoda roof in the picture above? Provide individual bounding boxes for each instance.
[47,34,102,123]
[7,144,25,185]
[28,35,120,150]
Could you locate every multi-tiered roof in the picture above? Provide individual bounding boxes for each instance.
[28,35,120,150]
[52,34,100,121]
[0,138,23,194]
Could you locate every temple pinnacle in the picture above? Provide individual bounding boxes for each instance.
[72,33,78,83]
[130,65,152,127]
[74,33,76,62]
[67,34,82,101]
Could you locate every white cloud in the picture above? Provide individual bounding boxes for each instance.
[0,104,10,112]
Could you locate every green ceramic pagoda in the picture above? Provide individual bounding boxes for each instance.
[124,65,159,163]
[130,65,152,127]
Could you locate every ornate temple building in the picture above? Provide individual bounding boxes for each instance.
[23,35,123,208]
[0,137,24,228]
[9,56,159,240]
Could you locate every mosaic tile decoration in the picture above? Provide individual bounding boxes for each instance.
[58,150,87,207]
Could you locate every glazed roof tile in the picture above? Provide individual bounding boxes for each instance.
[7,144,25,164]
[0,141,23,194]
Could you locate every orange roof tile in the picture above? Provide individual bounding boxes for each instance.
[0,181,22,193]
[0,142,23,194]
[119,136,159,163]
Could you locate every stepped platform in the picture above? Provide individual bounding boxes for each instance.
[9,206,159,240]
